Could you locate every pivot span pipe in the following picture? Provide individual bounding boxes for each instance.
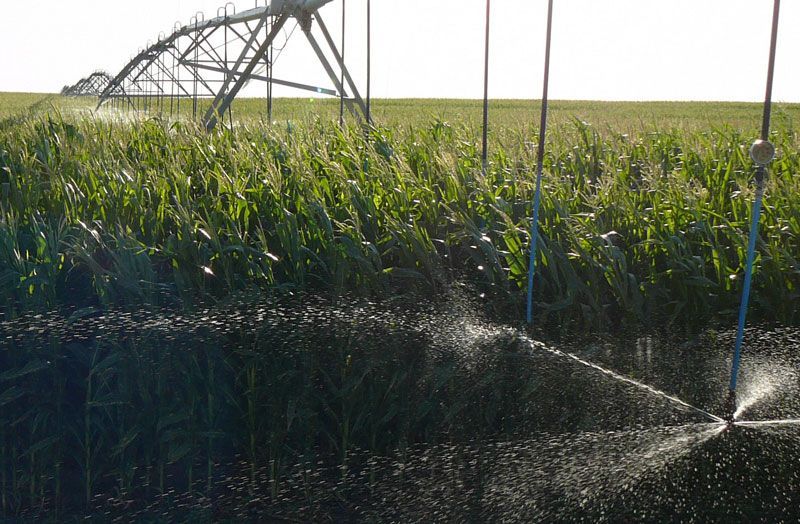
[95,1,368,131]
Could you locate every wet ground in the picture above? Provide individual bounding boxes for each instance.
[2,294,799,522]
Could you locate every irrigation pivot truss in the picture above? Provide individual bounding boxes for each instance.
[78,0,368,131]
[61,71,114,97]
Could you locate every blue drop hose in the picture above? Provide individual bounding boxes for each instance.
[526,0,554,326]
[728,0,780,397]
[728,176,765,392]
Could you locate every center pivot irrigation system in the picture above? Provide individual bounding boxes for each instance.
[68,0,783,406]
[517,0,782,414]
[74,0,373,131]
[61,71,114,97]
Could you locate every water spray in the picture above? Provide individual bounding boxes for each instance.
[727,0,781,421]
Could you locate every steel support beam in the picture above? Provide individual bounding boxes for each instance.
[302,25,359,119]
[90,1,367,129]
[203,12,290,131]
[190,62,338,96]
[314,15,367,118]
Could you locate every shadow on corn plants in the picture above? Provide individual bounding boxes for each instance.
[2,292,800,521]
[0,289,582,520]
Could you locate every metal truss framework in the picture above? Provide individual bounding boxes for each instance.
[91,0,367,131]
[62,71,113,97]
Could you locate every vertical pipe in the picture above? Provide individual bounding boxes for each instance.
[264,12,273,124]
[729,181,765,393]
[156,64,160,113]
[177,43,182,117]
[193,44,199,119]
[339,0,346,127]
[225,13,230,127]
[147,52,154,114]
[366,0,372,124]
[729,0,781,395]
[159,55,164,114]
[193,22,199,119]
[268,15,274,122]
[760,4,780,143]
[481,0,491,172]
[194,38,199,119]
[170,51,175,117]
[155,56,160,114]
[526,0,554,326]
[145,68,150,113]
[162,56,166,114]
[225,10,234,130]
[155,58,160,114]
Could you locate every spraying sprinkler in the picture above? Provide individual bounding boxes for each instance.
[724,140,777,426]
[727,0,781,420]
[726,139,775,425]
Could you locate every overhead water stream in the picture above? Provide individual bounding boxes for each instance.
[522,335,724,423]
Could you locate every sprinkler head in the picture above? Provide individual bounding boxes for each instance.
[749,139,776,166]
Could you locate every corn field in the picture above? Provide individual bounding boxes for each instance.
[1,108,798,325]
[1,99,799,518]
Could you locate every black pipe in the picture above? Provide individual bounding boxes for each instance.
[339,0,346,127]
[761,0,780,142]
[366,0,371,124]
[159,55,165,114]
[481,0,491,171]
[536,0,553,174]
[226,14,233,130]
[267,15,274,122]
[170,53,175,117]
[193,24,199,119]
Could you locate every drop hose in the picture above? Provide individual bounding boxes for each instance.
[727,0,781,412]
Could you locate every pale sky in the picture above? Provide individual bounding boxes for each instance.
[1,0,798,102]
